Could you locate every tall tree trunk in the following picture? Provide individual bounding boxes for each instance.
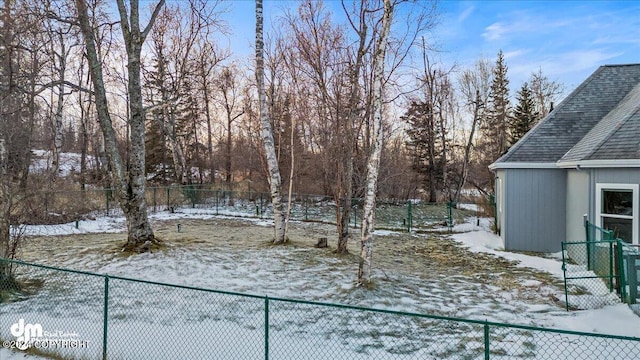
[168,108,190,184]
[454,90,481,204]
[51,32,66,180]
[117,0,165,249]
[226,104,233,188]
[256,0,286,243]
[75,0,163,251]
[0,29,9,269]
[0,138,10,262]
[358,0,393,285]
[79,94,89,190]
[336,3,368,254]
[154,45,189,185]
[202,76,214,184]
[427,112,437,202]
[284,112,295,236]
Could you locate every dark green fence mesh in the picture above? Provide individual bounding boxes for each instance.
[28,186,487,232]
[2,258,639,359]
[562,221,640,310]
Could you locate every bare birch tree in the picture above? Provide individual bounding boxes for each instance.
[256,0,286,243]
[215,66,244,188]
[529,68,564,119]
[45,9,79,180]
[358,0,393,285]
[452,58,492,203]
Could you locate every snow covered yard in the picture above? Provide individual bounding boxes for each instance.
[1,212,639,359]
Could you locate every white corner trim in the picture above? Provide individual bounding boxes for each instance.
[489,162,557,170]
[557,159,640,168]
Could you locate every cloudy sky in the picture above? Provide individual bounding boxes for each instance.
[222,0,639,97]
[436,0,640,91]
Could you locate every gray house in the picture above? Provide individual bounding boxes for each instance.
[489,64,640,253]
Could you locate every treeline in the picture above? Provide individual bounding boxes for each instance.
[1,0,562,203]
[405,51,564,203]
[1,0,568,283]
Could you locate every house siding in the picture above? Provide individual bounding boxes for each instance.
[565,170,590,263]
[503,169,567,252]
[566,170,589,242]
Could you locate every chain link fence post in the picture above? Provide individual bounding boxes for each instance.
[406,200,412,232]
[215,190,219,215]
[616,240,626,302]
[106,188,111,216]
[561,242,570,311]
[484,321,490,360]
[264,296,269,360]
[103,276,109,360]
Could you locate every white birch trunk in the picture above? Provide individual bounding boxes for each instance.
[256,0,286,243]
[167,109,189,184]
[358,0,393,285]
[153,49,189,185]
[52,33,66,179]
[0,137,10,262]
[284,114,295,236]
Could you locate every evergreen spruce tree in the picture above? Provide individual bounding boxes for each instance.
[476,49,511,192]
[403,100,447,202]
[510,82,539,144]
[481,50,511,159]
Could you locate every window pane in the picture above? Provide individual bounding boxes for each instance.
[602,216,633,243]
[602,190,633,215]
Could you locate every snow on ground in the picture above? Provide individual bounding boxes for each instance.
[448,220,640,338]
[450,222,564,279]
[20,208,275,237]
[3,213,640,359]
[29,150,96,177]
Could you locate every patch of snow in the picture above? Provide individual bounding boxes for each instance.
[449,218,640,339]
[543,304,640,337]
[0,349,33,359]
[29,150,96,177]
[7,213,640,359]
[22,217,126,236]
[458,203,479,212]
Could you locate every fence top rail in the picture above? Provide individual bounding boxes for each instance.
[585,221,614,235]
[34,186,481,205]
[562,240,619,246]
[2,256,640,342]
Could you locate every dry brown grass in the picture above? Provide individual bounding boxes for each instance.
[20,218,566,309]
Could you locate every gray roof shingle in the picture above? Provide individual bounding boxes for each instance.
[493,64,640,165]
[561,82,640,162]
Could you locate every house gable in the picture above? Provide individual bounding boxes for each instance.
[560,82,640,163]
[493,64,640,167]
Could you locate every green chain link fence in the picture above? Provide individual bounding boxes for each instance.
[1,258,639,359]
[26,186,489,232]
[562,220,640,310]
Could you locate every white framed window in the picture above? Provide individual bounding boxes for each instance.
[595,183,639,244]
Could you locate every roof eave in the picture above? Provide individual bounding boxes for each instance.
[557,159,640,168]
[489,162,558,170]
